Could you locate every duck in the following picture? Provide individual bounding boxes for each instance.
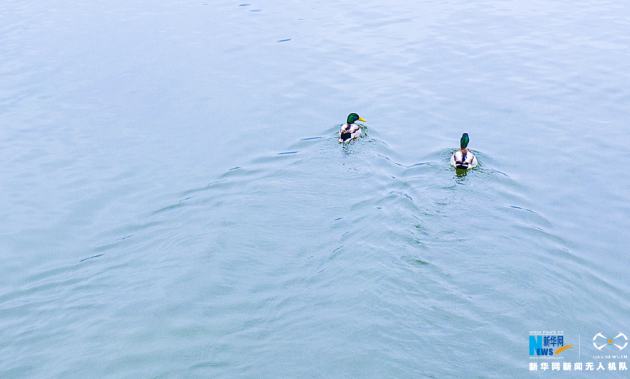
[339,113,366,143]
[450,133,478,170]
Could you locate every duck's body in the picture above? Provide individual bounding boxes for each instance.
[339,113,366,143]
[339,122,362,142]
[450,148,477,169]
[451,133,477,170]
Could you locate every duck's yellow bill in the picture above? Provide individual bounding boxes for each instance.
[358,117,366,122]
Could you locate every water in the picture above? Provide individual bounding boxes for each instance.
[1,0,629,377]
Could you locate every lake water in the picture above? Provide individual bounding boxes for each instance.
[1,0,629,377]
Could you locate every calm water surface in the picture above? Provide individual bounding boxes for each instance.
[1,0,629,377]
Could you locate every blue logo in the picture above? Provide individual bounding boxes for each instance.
[529,333,573,356]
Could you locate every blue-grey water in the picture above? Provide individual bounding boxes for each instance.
[1,0,629,377]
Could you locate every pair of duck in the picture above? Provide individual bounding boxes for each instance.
[339,113,478,170]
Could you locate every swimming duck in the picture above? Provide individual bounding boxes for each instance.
[450,133,478,169]
[339,113,366,143]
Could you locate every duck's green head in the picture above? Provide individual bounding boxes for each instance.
[347,113,366,124]
[460,133,470,149]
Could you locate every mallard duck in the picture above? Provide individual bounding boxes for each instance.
[339,113,366,143]
[451,133,478,169]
